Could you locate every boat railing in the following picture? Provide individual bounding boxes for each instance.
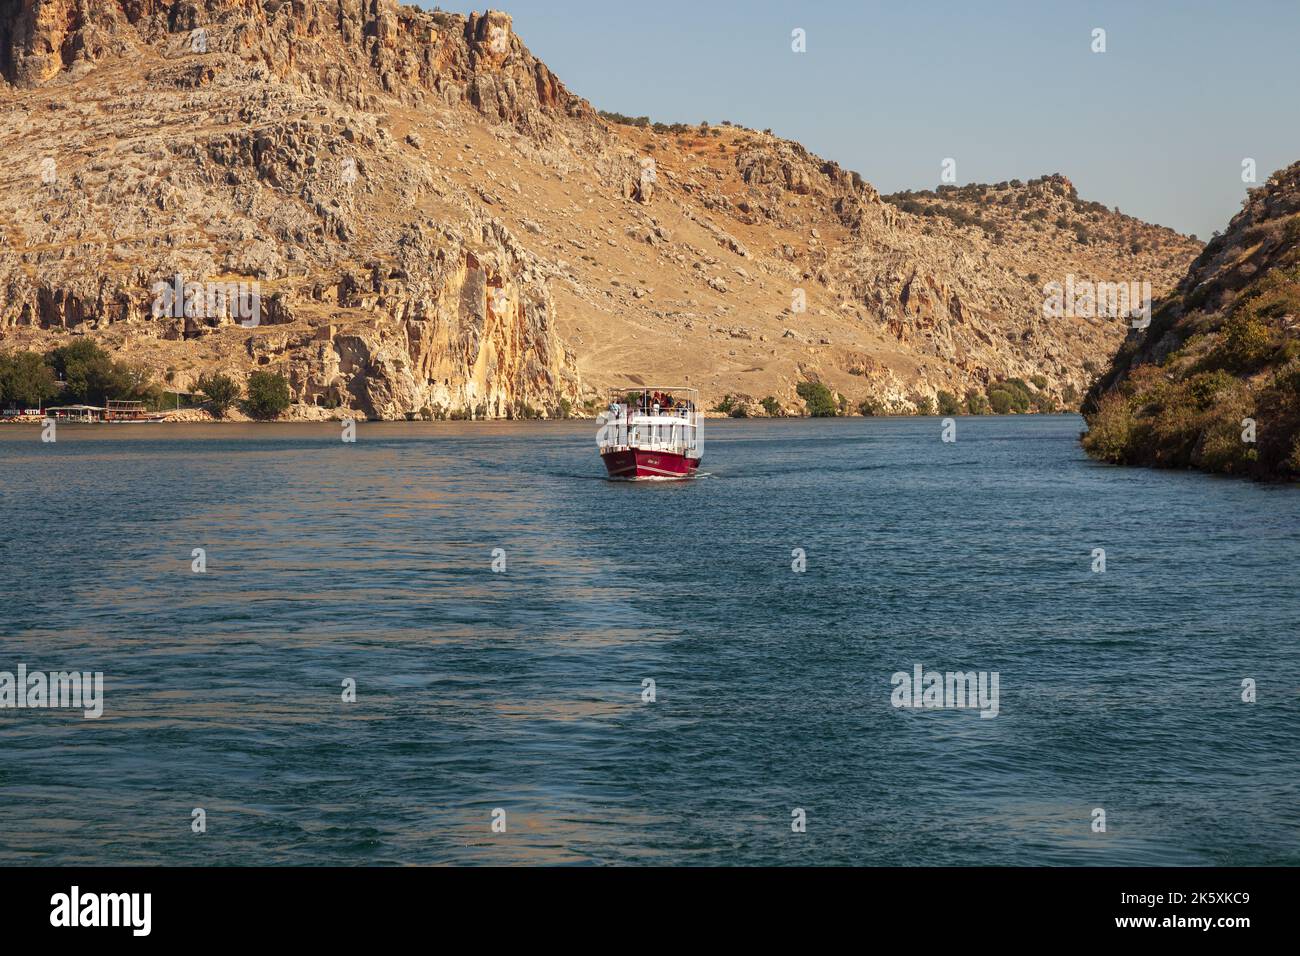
[598,407,703,457]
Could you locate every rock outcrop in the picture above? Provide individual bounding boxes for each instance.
[1082,161,1300,479]
[0,1,1205,418]
[0,1,586,418]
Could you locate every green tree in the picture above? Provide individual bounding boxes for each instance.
[913,395,936,416]
[986,379,1032,414]
[45,340,161,406]
[1217,312,1273,370]
[1031,392,1058,414]
[245,370,291,419]
[965,391,991,415]
[1081,393,1135,462]
[47,340,131,405]
[796,381,838,417]
[987,388,1014,414]
[936,390,962,416]
[197,372,240,418]
[760,396,782,417]
[0,351,59,408]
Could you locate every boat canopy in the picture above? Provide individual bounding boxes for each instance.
[627,414,697,427]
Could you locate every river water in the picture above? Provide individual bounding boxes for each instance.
[0,416,1296,864]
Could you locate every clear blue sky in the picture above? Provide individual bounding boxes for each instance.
[428,0,1300,239]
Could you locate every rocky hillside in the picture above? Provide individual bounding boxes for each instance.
[1083,161,1300,479]
[0,1,1204,419]
[883,175,1199,287]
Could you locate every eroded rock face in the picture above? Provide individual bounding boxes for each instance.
[0,2,584,418]
[0,1,1203,417]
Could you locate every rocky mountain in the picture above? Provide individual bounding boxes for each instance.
[1082,161,1300,479]
[883,175,1198,289]
[0,1,1204,419]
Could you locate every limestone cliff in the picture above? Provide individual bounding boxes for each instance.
[0,1,585,418]
[0,1,1204,418]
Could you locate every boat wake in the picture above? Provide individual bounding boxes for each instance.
[602,471,712,483]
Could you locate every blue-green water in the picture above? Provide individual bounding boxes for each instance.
[0,416,1297,865]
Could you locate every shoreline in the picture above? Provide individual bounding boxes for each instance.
[0,410,1087,426]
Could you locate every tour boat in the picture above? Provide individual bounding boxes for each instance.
[599,386,702,480]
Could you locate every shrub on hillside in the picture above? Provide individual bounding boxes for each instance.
[986,378,1032,413]
[1032,392,1058,414]
[936,390,962,416]
[197,372,240,418]
[796,381,838,417]
[1214,311,1274,371]
[1081,393,1136,463]
[987,388,1013,414]
[246,370,291,419]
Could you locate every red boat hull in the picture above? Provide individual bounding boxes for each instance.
[602,448,701,479]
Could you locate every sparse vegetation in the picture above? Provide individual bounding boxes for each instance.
[245,370,291,419]
[857,397,884,416]
[1083,163,1300,480]
[197,372,240,418]
[598,111,650,128]
[796,381,838,417]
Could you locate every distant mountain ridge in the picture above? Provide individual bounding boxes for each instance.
[0,2,1204,419]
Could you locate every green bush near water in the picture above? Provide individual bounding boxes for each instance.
[796,381,839,417]
[46,340,162,408]
[1081,361,1285,476]
[857,397,884,416]
[197,372,240,418]
[245,370,291,419]
[0,351,59,408]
